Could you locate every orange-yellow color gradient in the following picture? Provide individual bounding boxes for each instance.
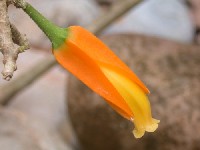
[53,26,159,138]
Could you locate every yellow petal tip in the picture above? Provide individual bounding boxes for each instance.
[132,118,160,138]
[133,128,145,139]
[146,118,160,132]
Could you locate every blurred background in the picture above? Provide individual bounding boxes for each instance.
[0,0,200,149]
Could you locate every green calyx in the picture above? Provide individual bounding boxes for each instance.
[23,3,69,49]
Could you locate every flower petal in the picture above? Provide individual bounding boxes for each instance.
[54,40,133,119]
[53,26,159,138]
[68,26,150,94]
[101,65,159,138]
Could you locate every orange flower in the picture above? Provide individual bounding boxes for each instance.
[54,26,159,138]
[23,3,159,138]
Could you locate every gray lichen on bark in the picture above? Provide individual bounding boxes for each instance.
[0,0,29,81]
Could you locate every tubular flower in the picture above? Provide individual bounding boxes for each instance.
[23,3,159,138]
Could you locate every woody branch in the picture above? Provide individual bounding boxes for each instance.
[0,0,29,81]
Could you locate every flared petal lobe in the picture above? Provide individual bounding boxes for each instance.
[53,26,159,138]
[101,65,159,138]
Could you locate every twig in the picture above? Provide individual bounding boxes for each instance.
[10,24,30,52]
[0,0,29,81]
[9,0,27,9]
[0,0,143,104]
[88,0,141,35]
[0,56,56,105]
